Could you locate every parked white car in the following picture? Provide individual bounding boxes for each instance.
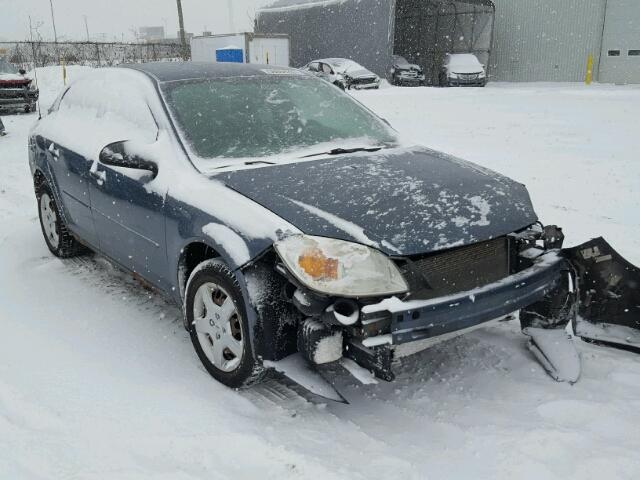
[301,58,380,90]
[440,53,487,87]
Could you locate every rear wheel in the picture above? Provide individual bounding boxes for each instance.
[37,183,88,258]
[186,260,265,388]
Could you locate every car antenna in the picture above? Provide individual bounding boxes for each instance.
[28,16,42,120]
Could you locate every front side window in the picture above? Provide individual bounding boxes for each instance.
[162,75,398,169]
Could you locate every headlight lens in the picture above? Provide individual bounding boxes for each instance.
[274,235,408,297]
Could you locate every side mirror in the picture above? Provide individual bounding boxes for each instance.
[19,68,26,75]
[99,140,158,177]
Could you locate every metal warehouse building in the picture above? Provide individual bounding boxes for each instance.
[491,0,640,83]
[256,0,640,83]
[257,0,495,85]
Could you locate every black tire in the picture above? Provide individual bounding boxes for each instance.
[186,259,266,389]
[37,182,88,258]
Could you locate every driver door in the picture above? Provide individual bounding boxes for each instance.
[86,77,170,291]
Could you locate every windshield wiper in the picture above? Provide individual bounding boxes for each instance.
[301,146,384,159]
[212,159,276,170]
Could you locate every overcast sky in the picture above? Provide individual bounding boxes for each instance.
[0,0,272,42]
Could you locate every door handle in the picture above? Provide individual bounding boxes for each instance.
[90,169,106,184]
[48,143,60,160]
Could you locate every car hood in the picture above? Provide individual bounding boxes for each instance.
[0,74,31,86]
[396,64,422,71]
[448,65,484,74]
[218,147,537,256]
[342,68,377,79]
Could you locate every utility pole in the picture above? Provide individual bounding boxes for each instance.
[176,0,188,60]
[83,15,90,42]
[228,0,236,33]
[48,0,58,43]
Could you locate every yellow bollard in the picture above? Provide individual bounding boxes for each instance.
[62,61,67,86]
[585,54,593,85]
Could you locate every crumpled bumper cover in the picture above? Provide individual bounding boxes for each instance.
[0,89,38,110]
[361,251,570,345]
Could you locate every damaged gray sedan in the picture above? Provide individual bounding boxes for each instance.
[30,63,639,402]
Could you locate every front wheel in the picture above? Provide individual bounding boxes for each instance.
[186,259,265,388]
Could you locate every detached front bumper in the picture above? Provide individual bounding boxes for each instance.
[361,251,570,345]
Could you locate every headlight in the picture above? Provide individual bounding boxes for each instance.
[479,71,486,78]
[449,72,458,79]
[274,235,408,297]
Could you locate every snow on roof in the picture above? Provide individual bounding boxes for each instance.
[318,58,368,73]
[259,0,346,12]
[260,0,494,11]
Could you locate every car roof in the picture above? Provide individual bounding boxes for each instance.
[121,61,302,83]
[317,58,360,67]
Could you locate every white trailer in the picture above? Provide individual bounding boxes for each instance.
[190,33,290,66]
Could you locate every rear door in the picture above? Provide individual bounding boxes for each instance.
[41,85,99,247]
[85,72,170,290]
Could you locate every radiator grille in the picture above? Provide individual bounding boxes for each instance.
[400,237,510,300]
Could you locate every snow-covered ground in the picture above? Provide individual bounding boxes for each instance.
[1,69,639,479]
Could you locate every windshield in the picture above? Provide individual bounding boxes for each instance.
[162,75,398,168]
[393,56,411,67]
[0,59,19,74]
[326,59,365,74]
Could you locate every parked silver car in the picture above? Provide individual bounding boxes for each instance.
[440,53,487,87]
[301,58,380,90]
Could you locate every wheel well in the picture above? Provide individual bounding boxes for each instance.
[178,242,220,300]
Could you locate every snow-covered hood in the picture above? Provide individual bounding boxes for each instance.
[447,65,484,74]
[218,147,538,256]
[396,63,422,71]
[0,73,32,86]
[341,68,376,79]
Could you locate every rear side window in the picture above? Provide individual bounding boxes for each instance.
[608,50,621,56]
[59,71,158,144]
[629,50,640,56]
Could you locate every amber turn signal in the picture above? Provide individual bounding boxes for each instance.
[298,248,339,280]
